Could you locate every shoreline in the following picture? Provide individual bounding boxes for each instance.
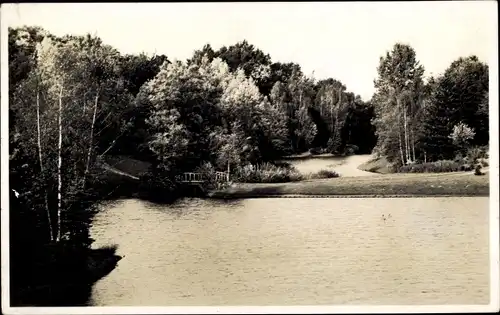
[208,171,490,199]
[207,193,489,199]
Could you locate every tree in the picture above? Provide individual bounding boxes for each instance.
[8,26,48,92]
[315,79,350,153]
[142,57,229,176]
[219,69,271,163]
[422,56,489,160]
[372,43,425,165]
[344,99,377,154]
[188,43,216,66]
[449,122,475,155]
[9,32,134,243]
[214,40,272,96]
[119,53,170,96]
[257,62,303,97]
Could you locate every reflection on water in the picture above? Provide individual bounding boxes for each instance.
[89,197,489,306]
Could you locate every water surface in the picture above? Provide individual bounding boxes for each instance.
[90,197,489,306]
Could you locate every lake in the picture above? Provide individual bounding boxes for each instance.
[89,197,489,306]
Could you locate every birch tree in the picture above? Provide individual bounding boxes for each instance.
[32,34,130,243]
[372,43,425,165]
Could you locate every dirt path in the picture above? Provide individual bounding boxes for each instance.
[282,154,376,177]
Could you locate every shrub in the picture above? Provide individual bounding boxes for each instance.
[234,163,303,183]
[309,147,322,155]
[273,161,293,169]
[138,169,180,202]
[466,146,488,164]
[474,164,484,176]
[343,144,359,156]
[307,169,340,179]
[193,162,219,188]
[453,153,466,163]
[397,160,473,173]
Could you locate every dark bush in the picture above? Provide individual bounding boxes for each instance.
[397,160,473,173]
[474,164,484,176]
[309,147,322,155]
[307,169,340,179]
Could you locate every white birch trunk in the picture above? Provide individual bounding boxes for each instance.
[411,128,416,162]
[398,127,405,165]
[396,97,405,165]
[83,89,100,188]
[331,90,334,139]
[56,85,63,242]
[37,89,54,242]
[298,91,302,148]
[403,108,410,163]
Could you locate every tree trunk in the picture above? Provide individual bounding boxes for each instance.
[396,98,405,165]
[36,90,54,242]
[403,104,410,163]
[83,89,100,188]
[99,128,127,158]
[56,85,63,243]
[299,91,303,149]
[398,127,405,165]
[411,128,416,162]
[83,92,86,114]
[331,91,334,139]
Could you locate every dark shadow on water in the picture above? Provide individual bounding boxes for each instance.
[210,184,287,199]
[141,192,246,219]
[10,244,122,307]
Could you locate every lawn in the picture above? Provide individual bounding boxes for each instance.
[209,171,490,198]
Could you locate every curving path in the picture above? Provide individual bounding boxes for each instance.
[283,154,377,178]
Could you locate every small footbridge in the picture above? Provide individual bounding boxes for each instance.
[176,171,230,193]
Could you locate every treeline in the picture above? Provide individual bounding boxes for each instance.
[8,26,376,304]
[9,25,379,209]
[370,43,489,168]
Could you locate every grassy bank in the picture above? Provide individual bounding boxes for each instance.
[209,171,489,198]
[281,152,338,160]
[97,155,489,200]
[357,155,394,174]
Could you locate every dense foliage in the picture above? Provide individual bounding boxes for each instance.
[371,44,489,167]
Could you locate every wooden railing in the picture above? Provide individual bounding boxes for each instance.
[176,171,229,183]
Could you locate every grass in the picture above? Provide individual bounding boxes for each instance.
[281,152,337,161]
[357,155,394,174]
[102,155,152,177]
[209,171,489,198]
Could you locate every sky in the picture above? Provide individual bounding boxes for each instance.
[2,1,497,100]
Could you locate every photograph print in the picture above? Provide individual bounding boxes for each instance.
[1,1,498,313]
